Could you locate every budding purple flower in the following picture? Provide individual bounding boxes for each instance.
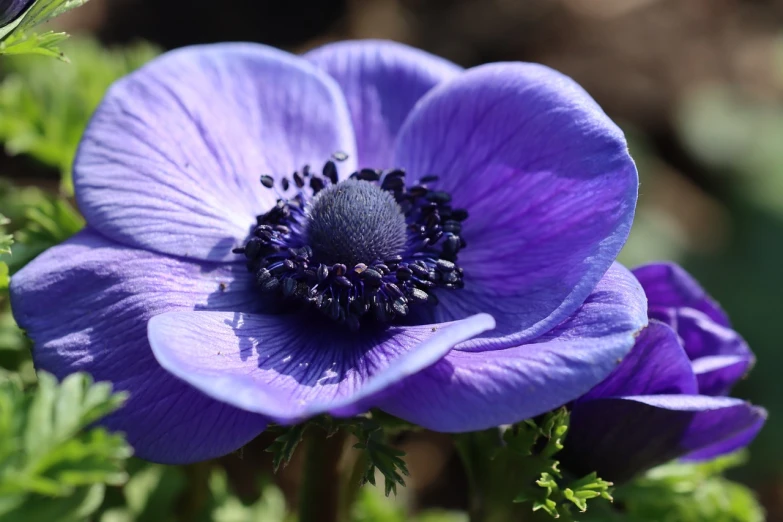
[560,264,766,483]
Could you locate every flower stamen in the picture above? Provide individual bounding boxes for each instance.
[233,154,467,330]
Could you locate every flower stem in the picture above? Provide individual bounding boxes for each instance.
[299,428,345,522]
[454,432,533,522]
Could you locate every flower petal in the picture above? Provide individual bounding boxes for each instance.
[691,354,753,396]
[74,43,357,263]
[10,229,268,464]
[670,307,751,362]
[683,404,767,461]
[633,262,729,327]
[371,263,648,431]
[580,320,698,401]
[562,395,766,483]
[395,62,638,339]
[306,39,462,168]
[147,311,495,423]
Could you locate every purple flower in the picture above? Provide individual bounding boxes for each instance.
[10,40,646,463]
[561,263,766,483]
[0,0,32,27]
[634,262,754,396]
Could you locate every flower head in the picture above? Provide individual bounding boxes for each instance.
[560,263,766,483]
[11,40,645,463]
[0,0,32,27]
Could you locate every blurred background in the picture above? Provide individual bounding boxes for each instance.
[2,0,783,520]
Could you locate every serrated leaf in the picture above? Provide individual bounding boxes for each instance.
[265,423,308,472]
[0,372,131,521]
[347,417,409,497]
[0,0,92,59]
[0,183,84,273]
[0,30,69,60]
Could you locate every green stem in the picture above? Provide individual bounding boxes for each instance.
[338,440,367,521]
[454,432,533,522]
[299,429,345,522]
[454,434,486,522]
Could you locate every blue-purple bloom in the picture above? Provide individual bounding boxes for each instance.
[0,0,32,27]
[561,263,766,483]
[10,40,646,463]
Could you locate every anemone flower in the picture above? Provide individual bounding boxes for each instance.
[560,264,766,483]
[11,40,646,463]
[633,262,754,396]
[0,0,32,27]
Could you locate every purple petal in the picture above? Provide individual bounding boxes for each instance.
[10,229,268,464]
[563,395,766,483]
[692,354,754,396]
[371,263,648,431]
[147,310,495,423]
[580,320,698,402]
[395,62,638,340]
[683,404,767,461]
[74,43,357,263]
[1,0,33,26]
[670,307,751,362]
[306,39,462,169]
[633,262,729,327]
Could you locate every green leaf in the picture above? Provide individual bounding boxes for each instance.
[98,461,187,522]
[265,423,308,472]
[0,38,160,193]
[622,453,764,522]
[264,414,410,497]
[0,215,10,292]
[0,30,69,60]
[0,182,84,273]
[0,372,131,522]
[466,408,614,520]
[1,0,92,59]
[346,417,409,497]
[0,215,11,256]
[15,0,90,31]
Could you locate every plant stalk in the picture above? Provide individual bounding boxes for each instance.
[299,428,345,522]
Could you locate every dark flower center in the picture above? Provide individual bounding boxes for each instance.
[233,154,468,330]
[305,180,407,267]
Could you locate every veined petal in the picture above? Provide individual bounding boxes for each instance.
[306,39,462,169]
[372,263,647,431]
[691,354,754,397]
[563,395,766,483]
[633,262,729,327]
[580,320,698,401]
[683,404,767,461]
[670,307,751,363]
[395,62,638,339]
[74,43,357,262]
[10,229,268,464]
[147,311,495,423]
